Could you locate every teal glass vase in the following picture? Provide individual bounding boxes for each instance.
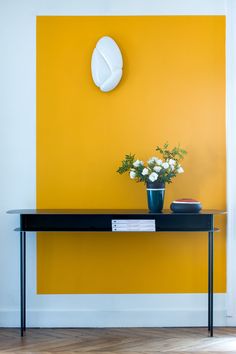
[146,181,165,213]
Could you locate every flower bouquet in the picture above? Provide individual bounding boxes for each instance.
[117,143,187,212]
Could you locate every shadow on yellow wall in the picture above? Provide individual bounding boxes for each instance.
[37,16,226,294]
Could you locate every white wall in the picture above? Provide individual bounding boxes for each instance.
[226,0,236,326]
[0,0,230,328]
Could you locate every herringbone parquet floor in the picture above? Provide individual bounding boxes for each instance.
[0,328,236,353]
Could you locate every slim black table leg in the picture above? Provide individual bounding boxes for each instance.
[23,231,26,331]
[20,231,26,336]
[208,231,214,337]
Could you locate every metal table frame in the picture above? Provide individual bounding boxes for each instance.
[8,209,225,337]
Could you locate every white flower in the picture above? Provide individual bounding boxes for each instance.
[130,171,136,179]
[149,172,158,182]
[169,159,176,166]
[142,168,149,176]
[153,166,162,173]
[156,159,163,165]
[148,156,159,164]
[170,165,175,171]
[177,166,184,173]
[162,162,169,169]
[133,159,143,167]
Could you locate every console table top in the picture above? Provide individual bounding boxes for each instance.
[8,209,226,215]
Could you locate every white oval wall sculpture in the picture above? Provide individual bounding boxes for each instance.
[91,36,123,92]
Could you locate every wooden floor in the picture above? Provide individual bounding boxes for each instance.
[0,328,236,353]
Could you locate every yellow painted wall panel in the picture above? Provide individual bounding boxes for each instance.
[36,16,225,294]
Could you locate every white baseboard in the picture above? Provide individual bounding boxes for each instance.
[0,294,227,328]
[0,309,226,328]
[0,309,227,328]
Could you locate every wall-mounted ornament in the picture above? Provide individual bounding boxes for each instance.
[91,36,123,92]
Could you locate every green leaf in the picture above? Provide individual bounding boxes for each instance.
[117,153,135,174]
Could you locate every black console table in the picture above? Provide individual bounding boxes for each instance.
[8,209,225,337]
